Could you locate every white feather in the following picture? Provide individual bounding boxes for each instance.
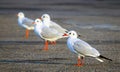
[67,30,103,62]
[96,58,104,62]
[17,12,34,30]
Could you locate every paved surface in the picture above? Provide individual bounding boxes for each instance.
[0,0,120,72]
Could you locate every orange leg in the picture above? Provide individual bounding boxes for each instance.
[25,29,29,39]
[43,40,48,51]
[53,41,56,45]
[74,56,84,66]
[50,41,56,45]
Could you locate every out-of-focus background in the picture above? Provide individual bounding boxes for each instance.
[0,0,120,72]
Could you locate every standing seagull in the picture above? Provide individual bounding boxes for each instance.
[63,30,112,66]
[33,18,67,50]
[41,14,68,43]
[17,12,34,39]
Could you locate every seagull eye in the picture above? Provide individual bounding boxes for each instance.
[69,33,71,35]
[73,33,75,35]
[43,16,45,18]
[37,20,39,22]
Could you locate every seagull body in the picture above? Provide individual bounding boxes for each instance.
[17,12,34,39]
[64,30,112,66]
[33,19,66,50]
[34,19,63,41]
[41,14,68,34]
[37,14,68,50]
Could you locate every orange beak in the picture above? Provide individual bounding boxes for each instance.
[63,33,68,36]
[17,14,18,16]
[39,18,42,20]
[32,22,35,24]
[78,34,81,37]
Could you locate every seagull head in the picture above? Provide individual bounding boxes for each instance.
[68,30,78,38]
[41,14,51,21]
[17,12,25,18]
[63,30,78,38]
[33,18,43,25]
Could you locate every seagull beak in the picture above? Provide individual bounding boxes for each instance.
[17,14,18,16]
[32,22,35,24]
[78,34,82,37]
[63,33,68,36]
[39,18,42,20]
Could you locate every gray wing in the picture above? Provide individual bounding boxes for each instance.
[22,17,34,27]
[73,39,100,57]
[41,27,62,39]
[50,21,68,33]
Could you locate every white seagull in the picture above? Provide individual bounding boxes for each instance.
[63,30,112,66]
[17,12,34,39]
[33,18,67,50]
[41,14,68,38]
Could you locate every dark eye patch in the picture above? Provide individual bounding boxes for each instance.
[43,16,45,18]
[69,33,71,35]
[37,20,39,22]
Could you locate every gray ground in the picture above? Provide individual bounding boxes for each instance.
[0,0,120,72]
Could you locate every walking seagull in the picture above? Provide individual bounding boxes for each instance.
[17,12,34,39]
[33,18,67,50]
[41,14,68,44]
[63,30,112,66]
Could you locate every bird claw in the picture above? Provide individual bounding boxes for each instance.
[50,41,56,45]
[74,64,83,67]
[43,47,48,51]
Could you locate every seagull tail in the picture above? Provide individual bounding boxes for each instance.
[98,55,112,62]
[96,58,104,62]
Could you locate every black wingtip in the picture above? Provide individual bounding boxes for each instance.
[99,55,112,61]
[65,31,68,33]
[78,34,82,37]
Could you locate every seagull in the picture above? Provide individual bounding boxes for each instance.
[33,18,67,50]
[41,14,68,42]
[17,12,34,39]
[63,30,112,66]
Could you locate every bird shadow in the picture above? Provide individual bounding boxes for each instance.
[0,40,119,45]
[0,40,66,45]
[0,57,72,65]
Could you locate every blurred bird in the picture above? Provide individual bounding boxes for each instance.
[17,12,34,39]
[33,18,67,50]
[41,14,68,44]
[63,30,112,66]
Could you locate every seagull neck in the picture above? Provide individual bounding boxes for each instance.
[43,19,50,22]
[69,36,77,39]
[19,16,25,19]
[34,24,42,33]
[43,20,50,27]
[68,37,76,42]
[18,17,24,24]
[18,17,25,21]
[36,24,42,28]
[68,37,78,45]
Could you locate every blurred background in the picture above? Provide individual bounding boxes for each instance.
[0,0,120,72]
[0,0,120,15]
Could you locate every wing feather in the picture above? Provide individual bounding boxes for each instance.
[22,17,34,27]
[50,21,67,33]
[73,39,100,57]
[41,27,62,39]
